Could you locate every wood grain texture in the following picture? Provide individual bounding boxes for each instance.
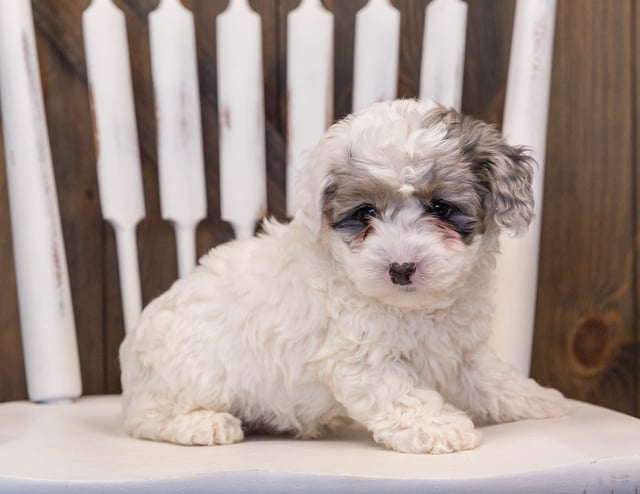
[250,0,287,222]
[634,0,640,416]
[393,0,429,100]
[0,1,637,416]
[323,0,367,120]
[461,0,515,125]
[531,0,637,415]
[0,127,27,401]
[183,0,236,254]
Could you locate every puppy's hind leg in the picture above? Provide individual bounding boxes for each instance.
[124,401,245,446]
[450,345,571,425]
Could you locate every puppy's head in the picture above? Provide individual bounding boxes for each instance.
[295,99,535,308]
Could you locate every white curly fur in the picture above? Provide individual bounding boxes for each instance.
[120,99,569,454]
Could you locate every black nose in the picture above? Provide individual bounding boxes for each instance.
[389,262,416,285]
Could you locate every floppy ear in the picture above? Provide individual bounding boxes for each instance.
[294,146,331,237]
[294,123,346,237]
[456,115,536,236]
[480,145,536,236]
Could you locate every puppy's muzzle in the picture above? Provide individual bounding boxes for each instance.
[389,262,416,286]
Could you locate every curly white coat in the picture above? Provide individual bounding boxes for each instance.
[120,99,569,454]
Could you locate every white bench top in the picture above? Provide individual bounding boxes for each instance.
[0,395,639,493]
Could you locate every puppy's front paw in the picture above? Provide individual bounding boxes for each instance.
[170,410,245,446]
[377,406,481,454]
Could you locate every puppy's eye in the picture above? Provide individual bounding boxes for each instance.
[349,204,377,224]
[428,200,457,220]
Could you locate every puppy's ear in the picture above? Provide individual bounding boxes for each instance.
[294,131,338,237]
[294,116,355,236]
[294,153,330,236]
[456,114,535,236]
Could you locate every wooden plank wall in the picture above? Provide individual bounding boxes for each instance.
[0,0,638,417]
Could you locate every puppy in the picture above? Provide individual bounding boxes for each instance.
[120,99,569,454]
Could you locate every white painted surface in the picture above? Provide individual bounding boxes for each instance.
[0,0,82,403]
[150,0,207,277]
[352,0,400,112]
[0,396,638,492]
[216,0,267,239]
[286,0,334,216]
[419,0,467,110]
[490,0,557,376]
[83,0,145,332]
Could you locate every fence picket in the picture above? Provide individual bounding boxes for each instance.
[419,0,467,110]
[490,0,557,376]
[149,0,207,277]
[0,0,81,402]
[286,0,334,217]
[352,0,400,112]
[83,0,145,333]
[216,0,267,239]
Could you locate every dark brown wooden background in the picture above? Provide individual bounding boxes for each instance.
[0,0,638,417]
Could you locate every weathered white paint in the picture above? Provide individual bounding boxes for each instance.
[149,0,207,277]
[286,0,334,216]
[216,0,267,239]
[83,0,145,333]
[1,396,640,491]
[490,0,557,376]
[0,0,82,402]
[419,0,467,110]
[352,0,400,112]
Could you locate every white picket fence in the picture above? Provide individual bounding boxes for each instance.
[0,0,556,403]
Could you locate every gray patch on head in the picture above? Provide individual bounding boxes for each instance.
[322,166,402,227]
[323,166,402,246]
[410,152,486,241]
[323,159,485,245]
[423,107,535,236]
